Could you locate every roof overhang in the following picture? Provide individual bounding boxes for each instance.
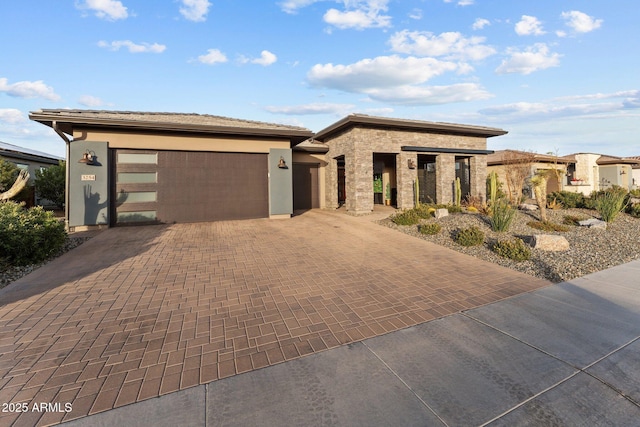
[402,146,494,155]
[29,110,314,146]
[314,114,508,141]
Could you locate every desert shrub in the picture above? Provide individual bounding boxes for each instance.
[454,226,484,246]
[414,204,435,219]
[562,215,589,226]
[446,204,463,214]
[492,238,531,262]
[419,222,442,235]
[595,188,628,223]
[489,198,516,232]
[526,220,570,232]
[0,201,67,265]
[466,206,478,213]
[628,203,640,218]
[547,191,585,209]
[391,209,421,226]
[35,161,66,209]
[548,197,563,210]
[629,189,640,198]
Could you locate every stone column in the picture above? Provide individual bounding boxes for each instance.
[397,152,417,210]
[351,150,373,214]
[470,155,487,203]
[436,154,455,204]
[325,156,339,209]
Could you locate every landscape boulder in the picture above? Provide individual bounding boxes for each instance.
[434,208,449,219]
[578,218,607,230]
[519,203,538,211]
[531,234,570,251]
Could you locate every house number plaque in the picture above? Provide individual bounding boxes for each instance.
[81,175,96,181]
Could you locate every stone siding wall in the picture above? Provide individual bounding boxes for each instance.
[324,126,489,213]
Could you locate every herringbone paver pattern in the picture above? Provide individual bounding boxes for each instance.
[0,210,550,426]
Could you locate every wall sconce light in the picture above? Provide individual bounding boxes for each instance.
[78,150,96,165]
[408,159,416,169]
[278,156,288,169]
[620,169,627,175]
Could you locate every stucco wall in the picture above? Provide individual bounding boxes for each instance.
[69,141,109,227]
[269,148,293,217]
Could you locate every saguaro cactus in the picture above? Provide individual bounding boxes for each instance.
[455,177,462,207]
[489,171,498,206]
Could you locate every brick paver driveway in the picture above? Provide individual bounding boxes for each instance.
[0,210,550,426]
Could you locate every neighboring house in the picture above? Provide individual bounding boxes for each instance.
[630,156,640,189]
[487,150,570,199]
[0,140,63,206]
[561,153,639,195]
[29,109,506,229]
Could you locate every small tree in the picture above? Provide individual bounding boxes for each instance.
[502,150,535,204]
[35,161,66,209]
[0,157,20,193]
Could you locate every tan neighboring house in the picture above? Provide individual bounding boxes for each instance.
[561,153,639,195]
[0,140,63,206]
[630,156,640,189]
[487,150,570,199]
[29,109,506,229]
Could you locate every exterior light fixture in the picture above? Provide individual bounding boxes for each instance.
[408,159,416,169]
[620,169,627,175]
[78,150,96,165]
[278,156,288,169]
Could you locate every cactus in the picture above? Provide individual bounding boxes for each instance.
[455,177,462,207]
[414,178,420,207]
[489,171,498,206]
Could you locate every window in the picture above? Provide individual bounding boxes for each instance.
[117,172,157,183]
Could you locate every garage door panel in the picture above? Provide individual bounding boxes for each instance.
[116,150,269,224]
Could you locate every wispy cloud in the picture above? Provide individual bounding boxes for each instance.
[367,83,492,105]
[408,8,422,20]
[98,40,166,53]
[443,0,474,6]
[279,0,322,14]
[75,0,128,21]
[265,102,355,115]
[239,50,278,66]
[515,15,545,36]
[78,95,106,107]
[561,10,603,34]
[0,77,60,101]
[279,0,391,30]
[0,108,26,124]
[495,43,561,75]
[197,49,228,65]
[179,0,211,22]
[472,18,490,30]
[389,30,496,61]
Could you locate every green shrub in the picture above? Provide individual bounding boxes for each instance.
[628,204,640,218]
[562,215,589,226]
[454,226,484,246]
[547,191,586,209]
[595,188,628,222]
[0,201,67,266]
[526,221,570,232]
[414,204,435,219]
[391,209,421,226]
[447,204,463,214]
[419,222,441,235]
[489,198,516,232]
[492,238,531,261]
[35,161,66,209]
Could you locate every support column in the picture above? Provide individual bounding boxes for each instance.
[397,152,417,210]
[436,154,455,204]
[350,150,373,214]
[469,155,487,204]
[326,156,339,209]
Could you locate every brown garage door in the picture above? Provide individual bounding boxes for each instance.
[115,150,269,224]
[293,163,320,210]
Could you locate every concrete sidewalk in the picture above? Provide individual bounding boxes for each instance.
[62,259,640,426]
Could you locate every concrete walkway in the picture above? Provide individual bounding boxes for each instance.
[1,208,636,426]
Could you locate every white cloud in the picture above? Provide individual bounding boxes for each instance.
[409,8,422,20]
[78,95,105,107]
[515,15,545,36]
[367,83,492,105]
[444,0,474,5]
[75,0,128,21]
[389,30,496,61]
[323,0,391,30]
[197,49,228,65]
[472,18,490,30]
[240,50,278,66]
[279,0,322,14]
[179,0,211,22]
[0,109,26,124]
[0,77,60,101]
[98,40,166,53]
[308,55,458,92]
[561,10,603,33]
[495,43,561,75]
[265,102,355,115]
[478,90,640,124]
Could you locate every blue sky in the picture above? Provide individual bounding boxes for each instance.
[1,0,638,158]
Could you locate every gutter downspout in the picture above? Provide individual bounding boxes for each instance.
[52,121,71,231]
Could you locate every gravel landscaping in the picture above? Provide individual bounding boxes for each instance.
[0,235,92,289]
[380,207,640,283]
